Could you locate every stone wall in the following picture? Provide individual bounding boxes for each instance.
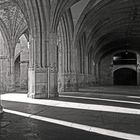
[99,54,113,85]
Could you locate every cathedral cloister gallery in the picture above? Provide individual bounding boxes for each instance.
[0,0,140,140]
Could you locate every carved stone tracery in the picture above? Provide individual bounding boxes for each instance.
[0,0,27,44]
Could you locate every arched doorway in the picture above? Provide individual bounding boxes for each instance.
[15,55,20,88]
[113,51,137,85]
[14,34,29,91]
[114,68,137,85]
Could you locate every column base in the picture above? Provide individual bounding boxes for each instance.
[28,68,58,99]
[27,92,58,99]
[58,73,79,92]
[27,92,48,99]
[7,86,16,92]
[78,74,97,88]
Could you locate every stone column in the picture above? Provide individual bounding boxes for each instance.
[20,61,29,89]
[28,65,49,98]
[0,103,3,115]
[137,65,140,86]
[62,42,78,92]
[28,32,58,99]
[8,56,15,92]
[137,54,140,85]
[95,63,100,85]
[47,32,58,97]
[7,41,16,92]
[57,36,79,92]
[28,35,35,98]
[57,35,65,93]
[0,71,3,115]
[28,35,48,98]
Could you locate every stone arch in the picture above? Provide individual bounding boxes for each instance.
[14,34,29,90]
[51,0,80,32]
[16,0,81,98]
[74,0,140,69]
[73,0,103,47]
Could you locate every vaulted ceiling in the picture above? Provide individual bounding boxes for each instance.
[0,0,140,62]
[74,0,140,61]
[0,0,27,43]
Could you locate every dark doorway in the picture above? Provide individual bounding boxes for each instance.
[114,68,137,85]
[15,55,20,87]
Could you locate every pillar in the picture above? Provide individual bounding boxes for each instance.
[8,56,16,91]
[58,39,78,92]
[28,35,49,98]
[20,61,29,89]
[28,67,49,98]
[47,32,58,97]
[0,81,3,115]
[137,54,140,85]
[7,41,17,92]
[0,104,3,115]
[28,32,58,99]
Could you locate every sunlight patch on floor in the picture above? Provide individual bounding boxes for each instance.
[1,93,140,115]
[60,95,140,105]
[4,108,140,140]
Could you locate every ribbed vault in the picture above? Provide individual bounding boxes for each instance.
[50,0,80,32]
[75,0,140,62]
[0,0,28,57]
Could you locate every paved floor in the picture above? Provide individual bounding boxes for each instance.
[0,86,140,140]
[1,113,123,140]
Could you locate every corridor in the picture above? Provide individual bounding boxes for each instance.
[1,0,140,140]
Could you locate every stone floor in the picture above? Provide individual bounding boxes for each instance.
[1,113,123,140]
[0,86,140,140]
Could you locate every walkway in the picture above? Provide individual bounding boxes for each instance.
[0,86,140,140]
